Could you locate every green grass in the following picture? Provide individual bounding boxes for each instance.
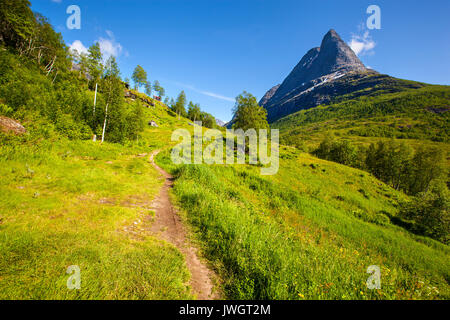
[272,85,450,153]
[0,101,197,299]
[156,146,449,300]
[1,85,449,300]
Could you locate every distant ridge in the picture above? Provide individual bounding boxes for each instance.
[215,118,226,127]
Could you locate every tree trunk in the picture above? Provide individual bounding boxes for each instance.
[52,71,59,84]
[93,83,98,115]
[101,103,109,143]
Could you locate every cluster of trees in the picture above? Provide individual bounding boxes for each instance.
[166,90,217,128]
[314,138,362,168]
[399,184,449,244]
[166,90,270,131]
[275,85,450,144]
[365,141,446,195]
[315,137,445,196]
[314,137,448,243]
[130,65,165,99]
[0,0,69,81]
[0,0,145,143]
[232,91,269,131]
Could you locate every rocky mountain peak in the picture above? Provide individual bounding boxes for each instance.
[321,29,340,43]
[318,29,366,74]
[259,84,280,107]
[260,29,369,122]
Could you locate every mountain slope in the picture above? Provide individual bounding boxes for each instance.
[155,145,450,300]
[272,82,450,150]
[261,29,370,122]
[1,1,449,301]
[259,29,447,127]
[257,28,449,151]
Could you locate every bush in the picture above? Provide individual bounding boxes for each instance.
[373,213,390,226]
[314,136,360,167]
[399,184,449,244]
[315,137,446,196]
[0,103,13,117]
[55,113,92,140]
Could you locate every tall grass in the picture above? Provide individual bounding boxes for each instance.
[0,136,192,299]
[157,149,449,300]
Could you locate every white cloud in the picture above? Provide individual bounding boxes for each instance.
[69,40,88,55]
[97,30,123,59]
[69,31,125,61]
[176,82,235,102]
[348,31,376,56]
[51,0,62,3]
[200,91,235,102]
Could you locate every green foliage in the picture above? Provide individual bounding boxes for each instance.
[400,184,449,243]
[274,85,450,144]
[86,43,103,86]
[55,112,92,140]
[156,150,449,300]
[125,101,145,141]
[159,86,165,97]
[0,103,14,117]
[315,137,446,198]
[366,141,445,195]
[200,112,216,129]
[232,91,269,131]
[131,65,147,90]
[186,101,216,128]
[171,90,187,118]
[145,81,152,97]
[187,101,201,122]
[314,136,358,167]
[407,147,446,195]
[0,137,192,299]
[0,40,144,144]
[153,80,165,98]
[365,140,414,191]
[0,0,35,49]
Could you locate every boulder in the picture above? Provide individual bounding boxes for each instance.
[148,120,158,127]
[124,90,137,99]
[0,116,26,135]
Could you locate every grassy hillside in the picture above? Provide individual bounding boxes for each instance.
[272,83,450,151]
[0,1,208,299]
[1,0,448,301]
[156,147,449,300]
[0,93,199,299]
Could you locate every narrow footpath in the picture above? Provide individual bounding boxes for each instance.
[148,150,218,300]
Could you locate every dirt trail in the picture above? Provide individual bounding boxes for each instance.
[147,150,218,300]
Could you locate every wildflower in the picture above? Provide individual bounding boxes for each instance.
[298,293,305,299]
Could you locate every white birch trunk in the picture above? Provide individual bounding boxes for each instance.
[101,103,109,143]
[93,83,98,115]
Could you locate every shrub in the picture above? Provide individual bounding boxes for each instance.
[0,103,13,117]
[373,213,390,226]
[399,184,449,244]
[55,113,92,140]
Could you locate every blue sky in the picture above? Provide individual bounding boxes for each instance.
[32,0,450,122]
